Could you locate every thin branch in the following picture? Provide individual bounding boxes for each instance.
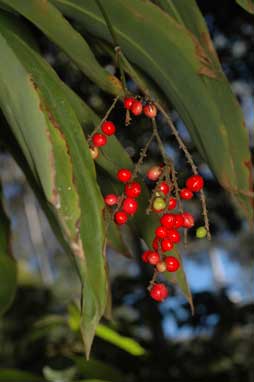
[88,96,120,145]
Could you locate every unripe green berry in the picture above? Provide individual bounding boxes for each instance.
[153,197,166,212]
[196,226,207,239]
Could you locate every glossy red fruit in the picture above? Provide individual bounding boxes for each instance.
[150,283,168,301]
[173,214,184,228]
[158,181,170,195]
[168,197,177,210]
[147,251,160,265]
[114,211,128,225]
[155,226,168,239]
[89,146,99,160]
[147,165,162,181]
[101,121,116,136]
[143,103,157,118]
[122,198,138,215]
[180,188,194,200]
[124,97,135,110]
[124,182,141,198]
[142,250,153,263]
[161,238,174,252]
[160,214,175,229]
[166,229,181,244]
[182,212,195,228]
[104,194,118,206]
[165,256,180,272]
[117,168,132,183]
[131,100,143,116]
[152,237,159,251]
[186,175,204,192]
[92,133,107,147]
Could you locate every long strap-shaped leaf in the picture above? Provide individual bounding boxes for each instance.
[0,0,123,96]
[1,11,192,307]
[155,0,254,222]
[0,184,17,316]
[49,0,253,222]
[0,15,108,357]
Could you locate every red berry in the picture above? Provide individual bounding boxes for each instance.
[173,214,184,228]
[104,194,118,206]
[150,283,168,301]
[143,103,157,118]
[165,256,180,272]
[180,188,193,200]
[101,121,116,136]
[124,97,135,110]
[124,182,141,198]
[152,237,159,251]
[114,211,128,225]
[89,146,99,160]
[131,100,143,116]
[168,197,177,210]
[117,168,132,183]
[186,175,204,192]
[161,238,174,252]
[122,198,138,215]
[147,251,160,265]
[142,250,153,263]
[147,165,163,181]
[160,214,175,229]
[182,212,195,228]
[158,181,170,195]
[155,226,168,239]
[166,229,181,244]
[92,133,107,147]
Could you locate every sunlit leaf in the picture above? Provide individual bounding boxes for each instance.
[95,324,146,356]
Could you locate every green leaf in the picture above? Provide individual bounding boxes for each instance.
[0,186,17,315]
[235,0,254,13]
[52,0,253,222]
[95,324,146,356]
[0,14,108,358]
[165,0,253,222]
[43,366,77,382]
[0,0,123,96]
[74,357,124,382]
[61,65,193,304]
[0,369,45,382]
[0,11,192,308]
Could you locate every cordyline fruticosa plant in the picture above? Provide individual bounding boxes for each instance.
[0,0,253,358]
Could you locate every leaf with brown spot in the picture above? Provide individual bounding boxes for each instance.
[0,14,108,358]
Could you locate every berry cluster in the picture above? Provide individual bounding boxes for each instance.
[143,167,205,301]
[104,168,142,225]
[89,95,210,304]
[89,120,117,160]
[124,97,157,118]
